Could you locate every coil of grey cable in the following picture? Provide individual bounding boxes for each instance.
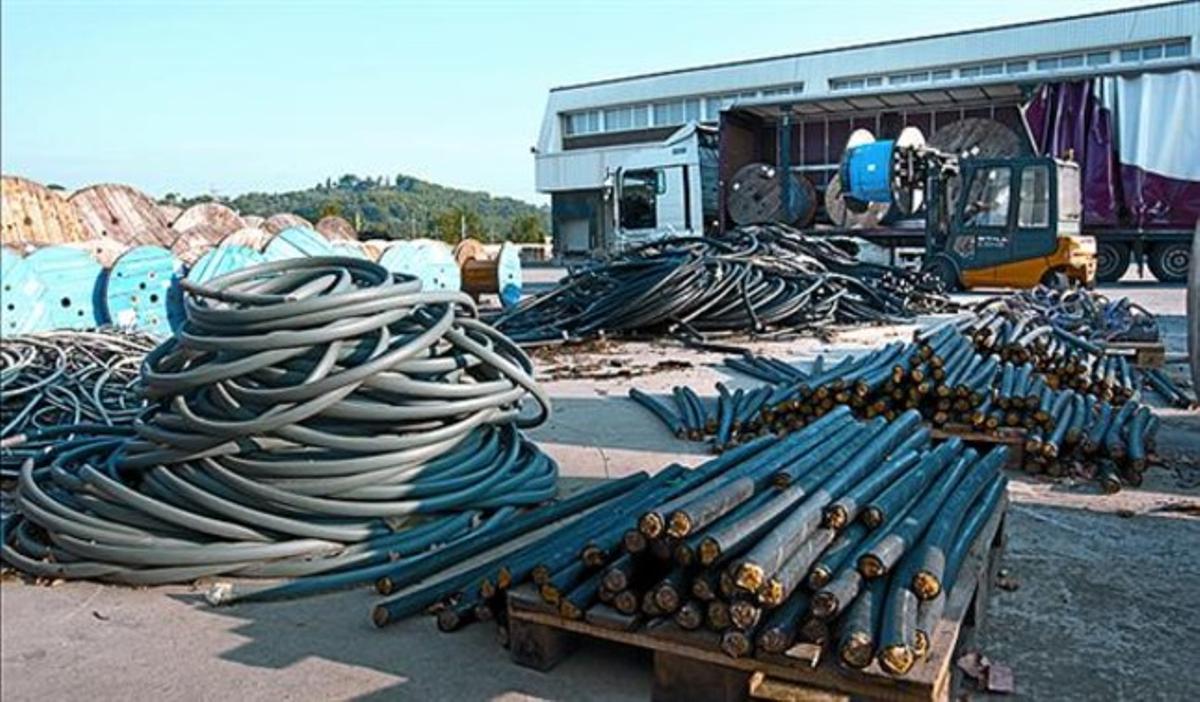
[1,256,557,590]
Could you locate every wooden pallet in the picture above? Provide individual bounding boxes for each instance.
[1101,340,1165,368]
[507,496,1009,702]
[930,424,1026,468]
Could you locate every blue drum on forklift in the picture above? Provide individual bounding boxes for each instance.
[841,140,896,204]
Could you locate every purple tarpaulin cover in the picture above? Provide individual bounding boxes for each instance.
[1022,70,1200,229]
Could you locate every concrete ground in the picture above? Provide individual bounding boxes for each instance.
[2,280,1197,701]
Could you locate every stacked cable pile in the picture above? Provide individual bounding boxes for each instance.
[976,285,1159,343]
[1,257,558,593]
[490,224,952,346]
[1,330,155,479]
[415,409,1008,677]
[630,321,1162,491]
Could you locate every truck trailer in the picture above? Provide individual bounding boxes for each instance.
[584,69,1198,284]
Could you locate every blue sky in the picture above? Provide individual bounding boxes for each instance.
[1,0,1147,203]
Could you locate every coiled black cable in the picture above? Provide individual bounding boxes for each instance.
[1,257,556,588]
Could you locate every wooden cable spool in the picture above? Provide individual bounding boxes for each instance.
[727,163,817,228]
[65,237,129,267]
[316,215,357,242]
[262,213,310,234]
[929,119,1030,214]
[219,226,272,251]
[360,239,388,261]
[825,174,889,229]
[171,202,245,238]
[455,239,523,306]
[171,223,226,264]
[243,215,265,228]
[69,183,174,247]
[158,204,183,225]
[1,175,89,248]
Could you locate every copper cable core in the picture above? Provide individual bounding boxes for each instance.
[698,539,720,566]
[913,571,941,600]
[880,644,916,675]
[840,632,874,669]
[667,512,691,538]
[371,607,389,628]
[858,554,885,578]
[735,564,765,593]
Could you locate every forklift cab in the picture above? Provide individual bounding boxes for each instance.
[929,157,1095,289]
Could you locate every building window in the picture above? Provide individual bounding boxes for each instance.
[960,66,981,78]
[683,98,701,121]
[1120,48,1140,62]
[604,107,632,132]
[704,98,720,121]
[739,91,758,100]
[632,105,649,128]
[1142,44,1164,60]
[564,110,600,136]
[932,69,953,81]
[1087,51,1111,66]
[907,71,930,83]
[1036,57,1059,71]
[1006,61,1028,74]
[653,100,684,126]
[1165,40,1189,58]
[1060,54,1084,69]
[888,74,908,85]
[981,64,1003,76]
[865,76,883,87]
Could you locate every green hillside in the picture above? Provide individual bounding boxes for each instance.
[166,173,548,243]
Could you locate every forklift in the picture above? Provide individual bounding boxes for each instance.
[839,128,1097,290]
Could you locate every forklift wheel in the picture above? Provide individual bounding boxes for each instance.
[923,255,961,293]
[1041,270,1070,290]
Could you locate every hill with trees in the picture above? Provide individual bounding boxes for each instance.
[164,173,548,243]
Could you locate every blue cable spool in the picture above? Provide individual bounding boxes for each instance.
[1,249,51,336]
[496,242,523,307]
[262,226,335,261]
[186,244,266,285]
[24,245,106,330]
[378,240,461,292]
[841,139,898,204]
[103,245,184,336]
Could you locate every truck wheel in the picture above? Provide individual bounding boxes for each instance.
[1148,242,1190,284]
[922,254,961,292]
[1096,242,1130,283]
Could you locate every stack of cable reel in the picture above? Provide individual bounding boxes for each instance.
[454,239,524,307]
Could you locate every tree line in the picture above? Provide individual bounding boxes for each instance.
[164,173,549,244]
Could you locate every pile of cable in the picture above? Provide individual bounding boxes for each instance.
[489,224,953,346]
[1,330,155,480]
[402,409,1008,677]
[1,257,558,594]
[629,321,1163,492]
[975,285,1159,343]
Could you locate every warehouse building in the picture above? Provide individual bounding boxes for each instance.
[534,1,1200,266]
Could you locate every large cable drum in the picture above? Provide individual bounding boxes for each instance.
[378,239,461,292]
[839,127,927,216]
[69,183,173,247]
[456,239,523,306]
[1,175,89,248]
[24,245,106,329]
[65,238,129,267]
[103,245,184,336]
[316,215,357,242]
[262,212,310,234]
[220,226,272,251]
[262,226,335,261]
[170,223,225,265]
[0,248,49,336]
[825,174,889,229]
[171,202,245,237]
[727,163,817,227]
[186,244,266,285]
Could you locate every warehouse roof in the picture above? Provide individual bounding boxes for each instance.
[551,1,1195,93]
